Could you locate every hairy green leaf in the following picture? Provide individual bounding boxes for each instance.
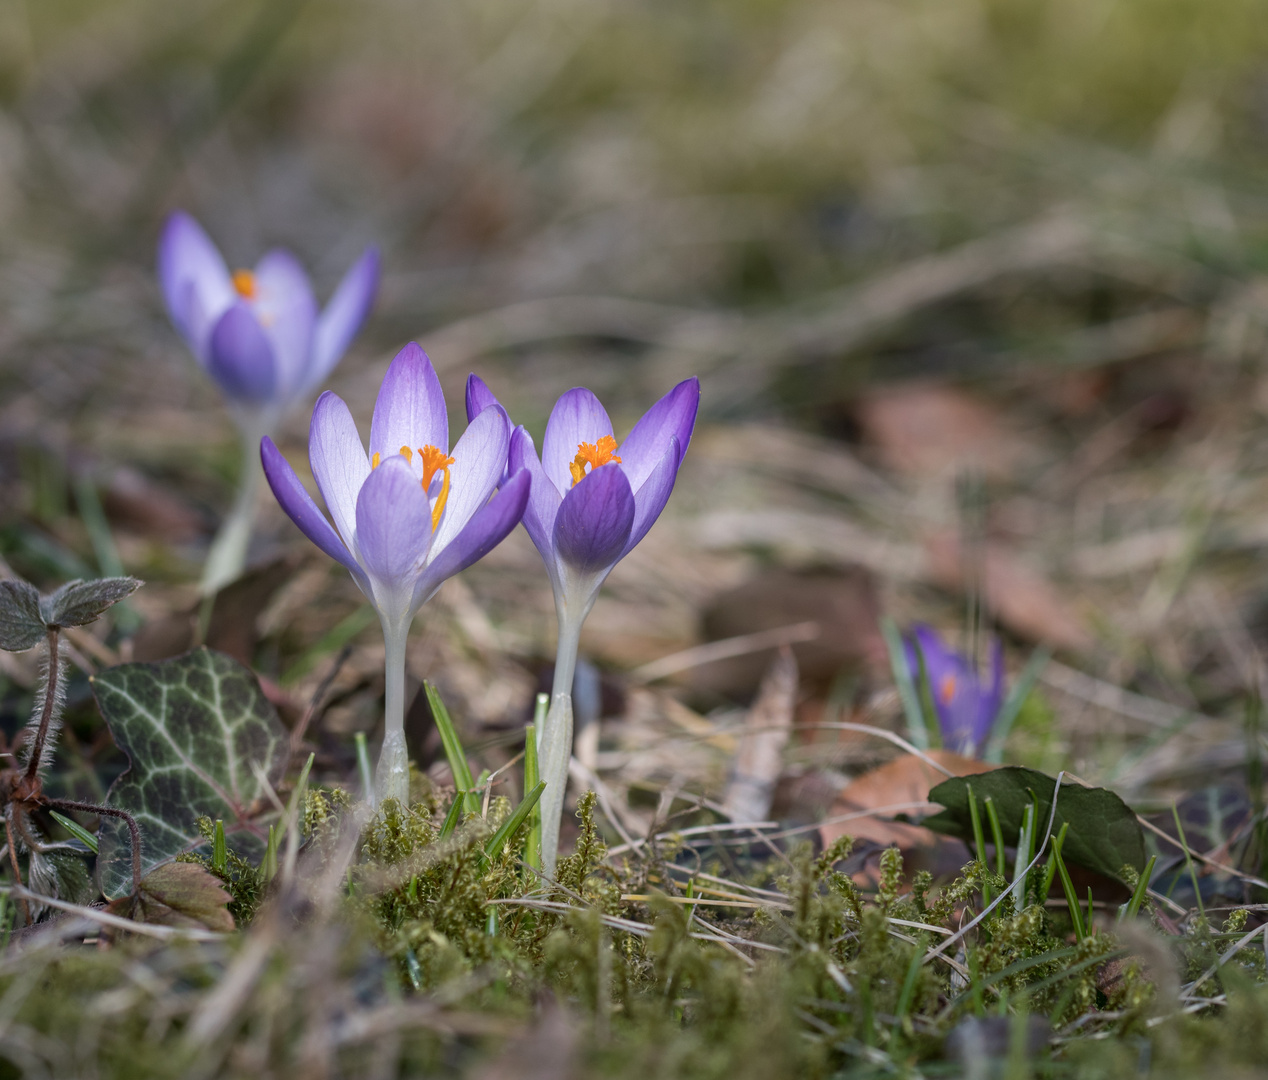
[93,647,288,898]
[924,766,1146,885]
[0,578,45,651]
[41,576,140,629]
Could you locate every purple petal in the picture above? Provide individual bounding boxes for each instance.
[465,374,512,484]
[370,343,448,461]
[312,247,380,388]
[621,437,681,559]
[975,639,1007,750]
[158,212,234,345]
[617,377,700,491]
[207,304,278,403]
[465,373,503,422]
[253,250,317,397]
[431,405,510,554]
[509,426,561,566]
[541,388,614,496]
[412,470,531,608]
[354,455,434,591]
[553,463,635,575]
[308,391,368,558]
[261,437,366,587]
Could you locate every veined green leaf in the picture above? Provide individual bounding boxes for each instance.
[93,647,288,898]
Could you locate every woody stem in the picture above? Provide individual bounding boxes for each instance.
[47,800,144,897]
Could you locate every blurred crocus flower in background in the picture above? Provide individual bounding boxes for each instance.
[472,376,700,874]
[262,344,529,804]
[906,624,1005,758]
[158,211,380,594]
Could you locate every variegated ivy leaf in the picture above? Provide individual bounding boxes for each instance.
[94,647,288,898]
[0,578,45,651]
[40,576,140,630]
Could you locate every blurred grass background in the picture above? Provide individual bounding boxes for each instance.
[6,0,1268,804]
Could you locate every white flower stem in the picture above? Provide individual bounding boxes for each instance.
[538,606,585,877]
[374,618,411,806]
[201,424,266,597]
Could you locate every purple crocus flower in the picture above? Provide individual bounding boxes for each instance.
[906,625,1005,758]
[261,344,530,803]
[468,375,699,873]
[159,211,379,421]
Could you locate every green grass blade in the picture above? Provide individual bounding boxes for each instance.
[1123,854,1157,921]
[482,781,546,869]
[966,783,991,905]
[1051,830,1084,941]
[984,796,1006,878]
[354,732,373,803]
[439,793,465,838]
[1041,821,1069,899]
[49,810,98,854]
[212,819,227,873]
[524,712,543,873]
[880,616,929,750]
[892,934,928,1035]
[426,683,480,814]
[1172,802,1206,919]
[984,645,1051,763]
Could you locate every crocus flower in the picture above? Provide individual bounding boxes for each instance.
[906,625,1005,758]
[159,211,380,423]
[159,210,380,595]
[261,344,530,804]
[469,376,699,873]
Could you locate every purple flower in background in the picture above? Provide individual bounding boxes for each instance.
[262,344,530,803]
[159,211,379,420]
[470,375,699,874]
[906,625,1005,757]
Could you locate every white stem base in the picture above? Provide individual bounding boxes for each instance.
[537,691,574,878]
[374,727,410,806]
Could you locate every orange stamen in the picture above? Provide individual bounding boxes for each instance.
[232,269,257,300]
[569,435,622,487]
[938,675,957,706]
[371,451,381,469]
[399,445,413,464]
[418,445,455,531]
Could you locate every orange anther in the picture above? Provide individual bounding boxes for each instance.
[399,445,413,464]
[232,269,257,299]
[371,451,381,470]
[569,435,622,487]
[420,445,455,490]
[938,675,957,706]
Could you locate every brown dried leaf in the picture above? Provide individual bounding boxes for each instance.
[820,750,995,851]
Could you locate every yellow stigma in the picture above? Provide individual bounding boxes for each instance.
[569,435,622,487]
[938,675,957,706]
[420,445,455,530]
[232,269,257,299]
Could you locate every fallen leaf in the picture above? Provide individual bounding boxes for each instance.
[820,750,995,851]
[855,382,1040,480]
[723,648,798,824]
[699,567,886,697]
[925,532,1092,653]
[119,862,234,932]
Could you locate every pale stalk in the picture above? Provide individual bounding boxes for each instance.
[374,618,411,806]
[201,419,269,596]
[538,579,596,877]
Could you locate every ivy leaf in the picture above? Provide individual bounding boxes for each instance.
[0,578,45,651]
[93,647,288,898]
[40,577,141,629]
[924,766,1146,884]
[110,862,235,932]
